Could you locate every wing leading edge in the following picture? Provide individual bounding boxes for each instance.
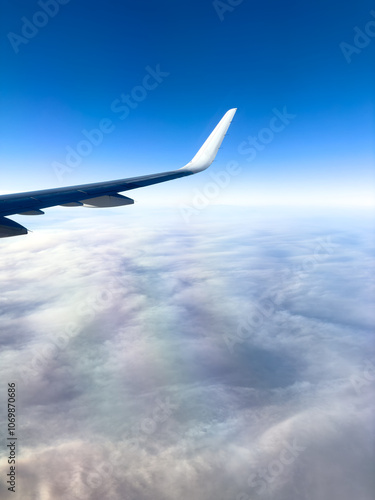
[0,108,237,238]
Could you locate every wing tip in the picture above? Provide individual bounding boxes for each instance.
[179,107,237,174]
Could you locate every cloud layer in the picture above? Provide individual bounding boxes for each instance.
[0,207,374,500]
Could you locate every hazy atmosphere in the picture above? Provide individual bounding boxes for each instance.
[0,1,374,499]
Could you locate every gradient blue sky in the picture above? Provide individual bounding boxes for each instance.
[1,4,375,498]
[0,0,374,206]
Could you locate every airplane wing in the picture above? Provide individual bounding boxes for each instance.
[0,108,237,238]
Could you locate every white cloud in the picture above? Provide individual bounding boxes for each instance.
[0,208,374,499]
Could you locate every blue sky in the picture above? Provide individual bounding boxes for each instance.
[0,0,374,206]
[1,3,375,498]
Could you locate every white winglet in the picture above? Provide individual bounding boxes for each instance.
[179,108,237,173]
